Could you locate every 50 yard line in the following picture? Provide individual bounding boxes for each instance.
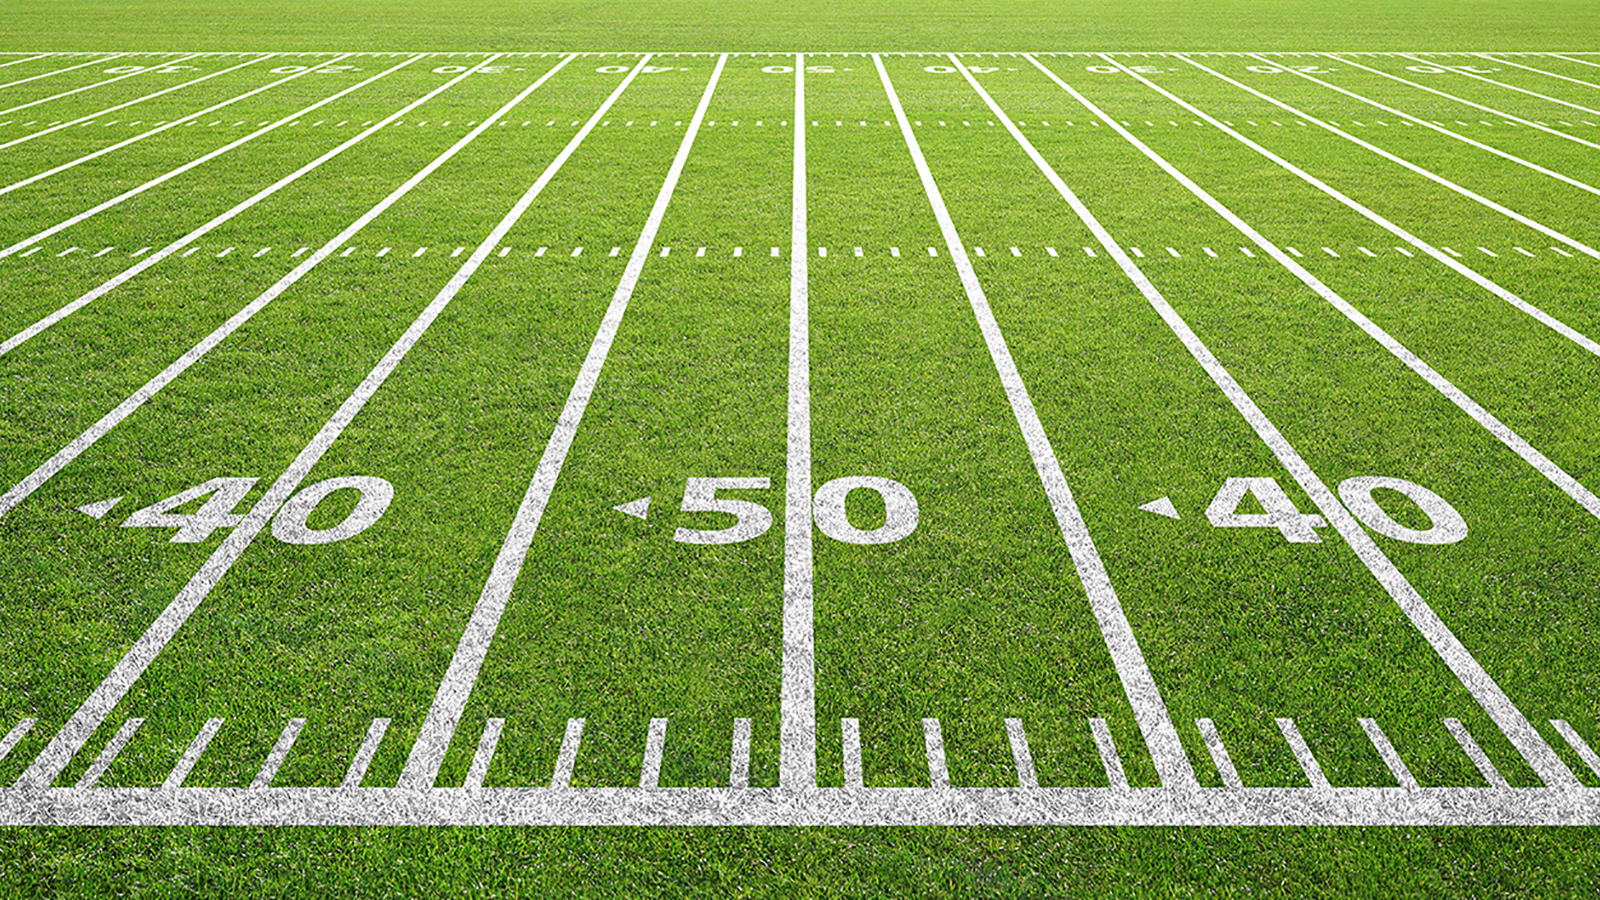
[985,53,1577,789]
[398,56,730,790]
[15,53,621,790]
[874,53,1199,789]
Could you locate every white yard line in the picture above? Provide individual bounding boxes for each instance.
[1548,53,1600,71]
[74,717,143,788]
[1326,55,1600,151]
[0,54,273,150]
[0,55,359,195]
[883,53,1198,789]
[1276,718,1331,789]
[781,53,815,791]
[0,52,390,246]
[0,53,58,70]
[341,718,391,787]
[0,54,125,91]
[1244,54,1600,199]
[10,56,604,789]
[1396,53,1600,115]
[1359,717,1420,788]
[1196,718,1243,788]
[0,53,207,118]
[396,56,728,790]
[1001,54,1579,789]
[463,718,505,789]
[250,720,306,789]
[1444,718,1510,787]
[1005,718,1038,788]
[162,717,224,789]
[0,55,526,361]
[1182,56,1600,258]
[1475,53,1600,91]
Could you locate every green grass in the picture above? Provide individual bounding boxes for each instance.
[2,0,1600,895]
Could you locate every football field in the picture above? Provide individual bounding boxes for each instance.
[1,13,1600,890]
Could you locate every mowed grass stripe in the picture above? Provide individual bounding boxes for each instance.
[0,53,274,150]
[932,57,1512,788]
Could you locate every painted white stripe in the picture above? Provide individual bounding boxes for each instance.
[13,60,599,791]
[76,717,144,788]
[1186,57,1600,259]
[250,719,306,789]
[0,53,207,119]
[1014,54,1578,789]
[1549,53,1600,71]
[1277,718,1331,789]
[730,718,752,788]
[640,718,668,788]
[922,718,950,789]
[1398,53,1600,115]
[1089,718,1129,788]
[1196,718,1243,788]
[0,57,575,519]
[0,54,125,92]
[0,53,58,71]
[1327,55,1600,151]
[0,54,363,200]
[0,55,268,150]
[0,719,36,764]
[1550,720,1600,780]
[412,247,426,257]
[551,718,584,788]
[842,719,864,788]
[1073,57,1600,524]
[163,717,224,789]
[922,54,1201,787]
[1249,55,1600,199]
[342,718,390,788]
[463,718,504,789]
[397,55,726,790]
[1444,718,1510,787]
[1359,717,1419,788]
[781,53,815,791]
[1005,718,1039,788]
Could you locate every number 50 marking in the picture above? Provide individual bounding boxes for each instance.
[671,475,920,546]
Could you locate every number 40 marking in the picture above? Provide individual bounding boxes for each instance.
[121,475,393,544]
[1205,475,1467,545]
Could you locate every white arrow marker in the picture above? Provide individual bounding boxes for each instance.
[613,497,650,520]
[76,496,123,519]
[1138,496,1180,519]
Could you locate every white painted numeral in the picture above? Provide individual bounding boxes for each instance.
[1337,476,1467,545]
[272,476,394,545]
[673,477,772,545]
[122,477,258,543]
[595,65,631,73]
[1085,65,1120,73]
[1206,477,1325,543]
[813,476,918,545]
[923,65,956,73]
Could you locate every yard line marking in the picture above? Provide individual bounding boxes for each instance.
[216,247,233,258]
[0,53,404,252]
[781,53,814,791]
[1550,720,1600,780]
[412,247,426,257]
[0,54,125,91]
[1398,53,1600,115]
[11,58,599,789]
[1191,59,1600,255]
[1550,246,1573,257]
[1549,53,1600,71]
[496,247,510,257]
[1014,54,1580,789]
[0,720,36,764]
[1250,55,1600,199]
[250,719,306,789]
[0,52,207,119]
[551,719,584,788]
[842,719,863,788]
[463,718,504,789]
[921,55,1200,788]
[1196,718,1243,788]
[163,717,224,789]
[342,718,390,788]
[75,717,143,788]
[732,246,742,257]
[1478,246,1498,257]
[923,718,950,789]
[377,247,391,257]
[0,54,269,150]
[1047,246,1058,256]
[1514,246,1536,257]
[55,246,79,257]
[0,59,572,520]
[1359,246,1376,256]
[1004,719,1039,788]
[1323,247,1339,257]
[1326,55,1600,151]
[1089,718,1129,788]
[641,719,668,788]
[0,53,364,201]
[253,247,271,258]
[730,718,752,788]
[1111,57,1600,363]
[1277,719,1331,789]
[1444,718,1510,787]
[0,53,57,70]
[397,55,725,791]
[1203,247,1217,257]
[1359,718,1419,788]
